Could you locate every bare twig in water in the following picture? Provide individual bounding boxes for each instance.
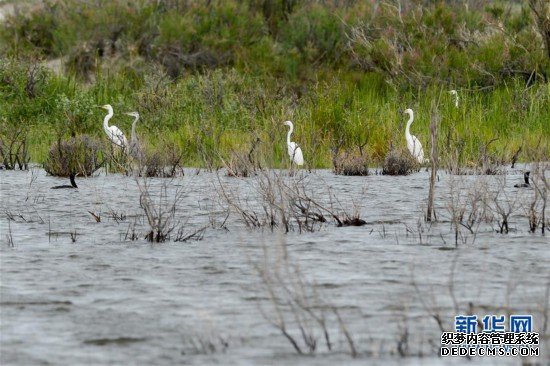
[527,162,548,234]
[215,170,366,233]
[182,332,230,355]
[135,175,206,242]
[483,177,521,234]
[6,219,14,247]
[445,177,486,246]
[124,219,140,241]
[108,209,126,223]
[426,105,440,222]
[88,211,101,223]
[251,237,358,357]
[510,146,522,168]
[136,177,183,242]
[174,225,208,242]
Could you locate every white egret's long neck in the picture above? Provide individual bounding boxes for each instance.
[103,109,113,133]
[454,94,459,107]
[405,112,414,136]
[131,116,139,140]
[287,124,293,145]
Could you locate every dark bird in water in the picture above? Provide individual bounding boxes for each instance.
[51,173,78,189]
[514,171,530,188]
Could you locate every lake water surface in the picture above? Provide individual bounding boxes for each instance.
[1,167,548,365]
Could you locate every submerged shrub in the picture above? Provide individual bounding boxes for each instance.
[0,121,30,170]
[137,142,184,178]
[382,149,419,176]
[44,135,104,176]
[332,147,369,176]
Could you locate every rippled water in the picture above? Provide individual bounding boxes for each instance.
[1,167,548,365]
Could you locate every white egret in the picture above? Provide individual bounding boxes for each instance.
[283,120,304,166]
[449,90,459,108]
[123,111,144,161]
[404,109,428,164]
[101,104,128,149]
[514,171,530,188]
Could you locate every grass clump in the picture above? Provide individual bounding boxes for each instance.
[331,147,369,176]
[43,135,104,177]
[382,149,419,176]
[134,141,185,178]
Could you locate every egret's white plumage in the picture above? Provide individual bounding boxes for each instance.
[124,111,143,161]
[283,120,304,166]
[101,104,128,149]
[449,90,459,108]
[404,109,428,164]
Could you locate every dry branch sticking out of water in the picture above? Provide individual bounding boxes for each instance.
[216,170,366,233]
[252,237,357,357]
[135,176,203,243]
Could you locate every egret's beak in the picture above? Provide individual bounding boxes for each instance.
[123,112,133,116]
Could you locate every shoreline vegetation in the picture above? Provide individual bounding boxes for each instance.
[0,0,549,171]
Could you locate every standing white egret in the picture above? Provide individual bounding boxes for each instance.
[283,120,304,166]
[123,111,143,161]
[101,104,128,149]
[404,109,428,164]
[449,90,459,108]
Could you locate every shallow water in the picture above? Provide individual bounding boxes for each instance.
[1,167,548,365]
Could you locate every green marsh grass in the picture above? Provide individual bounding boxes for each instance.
[0,1,549,169]
[4,67,548,169]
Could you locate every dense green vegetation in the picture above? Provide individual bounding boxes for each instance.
[0,0,549,168]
